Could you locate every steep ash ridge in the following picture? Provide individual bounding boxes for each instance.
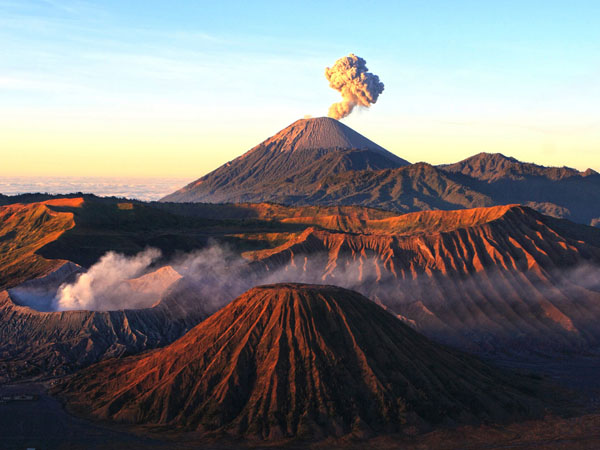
[246,205,600,356]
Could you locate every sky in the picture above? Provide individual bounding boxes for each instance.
[1,0,599,178]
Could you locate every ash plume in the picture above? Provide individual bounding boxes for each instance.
[325,54,384,119]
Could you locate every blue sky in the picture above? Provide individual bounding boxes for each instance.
[1,0,599,177]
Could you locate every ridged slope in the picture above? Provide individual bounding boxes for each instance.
[253,117,391,154]
[246,206,600,356]
[60,284,543,439]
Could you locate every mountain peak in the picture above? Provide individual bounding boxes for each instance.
[161,117,408,203]
[447,152,520,168]
[258,116,391,155]
[440,152,587,182]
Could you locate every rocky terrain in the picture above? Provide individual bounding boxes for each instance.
[2,196,600,385]
[0,279,211,382]
[59,284,546,440]
[246,204,600,356]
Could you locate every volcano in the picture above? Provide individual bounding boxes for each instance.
[60,283,543,440]
[161,117,409,203]
[161,119,600,227]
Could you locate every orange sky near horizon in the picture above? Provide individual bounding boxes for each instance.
[2,1,599,178]
[2,111,598,178]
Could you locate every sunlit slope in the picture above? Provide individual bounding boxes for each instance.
[246,205,600,355]
[3,196,600,362]
[59,284,545,439]
[0,198,82,290]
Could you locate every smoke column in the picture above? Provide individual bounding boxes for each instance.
[325,54,384,119]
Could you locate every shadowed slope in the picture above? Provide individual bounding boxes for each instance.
[297,162,494,212]
[0,277,211,383]
[60,284,543,440]
[439,153,600,225]
[163,161,495,215]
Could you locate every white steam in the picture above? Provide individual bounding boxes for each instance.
[55,248,161,311]
[48,239,600,350]
[51,244,251,312]
[325,54,384,119]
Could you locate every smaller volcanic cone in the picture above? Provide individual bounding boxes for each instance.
[58,283,544,440]
[325,54,384,119]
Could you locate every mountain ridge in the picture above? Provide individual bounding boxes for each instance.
[160,118,599,226]
[245,204,600,356]
[440,152,598,182]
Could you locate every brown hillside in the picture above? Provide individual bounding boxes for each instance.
[60,284,544,440]
[246,206,600,355]
[0,198,82,290]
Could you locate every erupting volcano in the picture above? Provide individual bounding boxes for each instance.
[161,117,408,203]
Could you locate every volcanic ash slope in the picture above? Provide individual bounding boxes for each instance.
[60,283,545,440]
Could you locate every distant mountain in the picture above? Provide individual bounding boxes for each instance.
[438,153,600,225]
[439,152,598,182]
[161,117,409,203]
[162,120,599,226]
[59,283,544,439]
